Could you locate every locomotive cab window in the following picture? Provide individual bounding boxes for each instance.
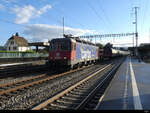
[60,41,71,51]
[50,42,58,51]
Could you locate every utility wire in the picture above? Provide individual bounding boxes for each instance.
[22,1,85,29]
[52,7,86,29]
[22,0,87,29]
[0,18,27,27]
[86,0,112,33]
[0,1,63,27]
[141,0,149,32]
[97,0,113,31]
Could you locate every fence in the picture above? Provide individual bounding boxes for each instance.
[0,52,48,58]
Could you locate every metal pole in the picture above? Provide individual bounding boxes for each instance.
[63,17,64,38]
[134,7,139,57]
[149,28,150,43]
[133,34,134,56]
[133,35,134,48]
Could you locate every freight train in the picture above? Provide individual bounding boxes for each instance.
[47,35,129,69]
[102,46,129,59]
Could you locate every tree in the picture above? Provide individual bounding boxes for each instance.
[104,43,113,48]
[96,43,104,49]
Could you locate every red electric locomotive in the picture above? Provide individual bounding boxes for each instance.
[48,37,76,69]
[47,35,99,69]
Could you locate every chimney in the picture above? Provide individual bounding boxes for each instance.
[16,32,19,36]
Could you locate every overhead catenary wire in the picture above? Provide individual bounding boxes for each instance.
[0,1,87,42]
[96,0,114,31]
[86,0,103,42]
[0,2,30,27]
[22,0,87,29]
[52,7,87,29]
[96,0,116,44]
[1,0,104,35]
[0,2,69,29]
[141,0,149,33]
[0,0,137,46]
[86,0,110,32]
[0,18,28,28]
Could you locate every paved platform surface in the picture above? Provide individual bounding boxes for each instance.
[96,56,150,110]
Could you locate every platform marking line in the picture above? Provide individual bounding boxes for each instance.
[94,93,105,110]
[130,58,143,110]
[123,59,129,110]
[94,59,124,110]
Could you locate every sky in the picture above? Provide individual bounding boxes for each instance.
[0,0,149,47]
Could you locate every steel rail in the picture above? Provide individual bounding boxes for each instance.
[31,64,112,110]
[0,64,94,96]
[0,65,48,79]
[0,74,46,88]
[75,61,122,110]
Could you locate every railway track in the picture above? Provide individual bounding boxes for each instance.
[0,64,48,77]
[0,62,110,109]
[31,58,123,110]
[0,58,124,110]
[0,63,96,97]
[0,60,48,79]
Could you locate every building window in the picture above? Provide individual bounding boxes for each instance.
[10,41,14,45]
[13,47,17,50]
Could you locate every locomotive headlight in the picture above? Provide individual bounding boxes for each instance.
[64,57,67,59]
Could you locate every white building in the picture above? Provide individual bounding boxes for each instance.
[5,33,30,52]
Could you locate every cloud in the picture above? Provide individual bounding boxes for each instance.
[2,0,16,3]
[0,4,4,10]
[37,5,52,16]
[12,5,35,24]
[23,24,96,42]
[12,4,52,24]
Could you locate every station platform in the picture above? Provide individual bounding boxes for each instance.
[95,56,150,110]
[0,62,32,67]
[0,60,46,68]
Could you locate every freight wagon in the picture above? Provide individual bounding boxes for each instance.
[103,47,129,58]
